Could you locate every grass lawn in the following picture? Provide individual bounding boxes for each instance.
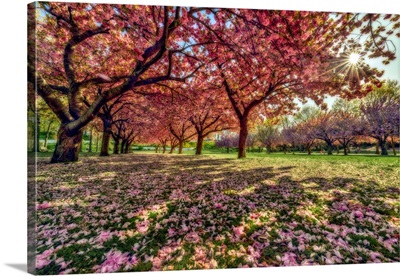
[30,152,399,274]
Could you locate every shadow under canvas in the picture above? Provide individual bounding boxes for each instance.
[6,263,27,273]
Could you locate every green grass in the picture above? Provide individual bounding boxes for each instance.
[32,151,399,273]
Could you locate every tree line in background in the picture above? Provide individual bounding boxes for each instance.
[29,80,399,156]
[27,3,400,162]
[217,81,399,156]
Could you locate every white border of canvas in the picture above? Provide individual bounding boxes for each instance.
[0,1,398,276]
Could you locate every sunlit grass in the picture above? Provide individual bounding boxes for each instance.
[32,152,399,274]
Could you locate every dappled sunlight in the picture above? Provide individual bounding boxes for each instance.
[34,153,399,274]
[224,185,258,196]
[301,182,319,189]
[210,177,225,183]
[261,179,277,186]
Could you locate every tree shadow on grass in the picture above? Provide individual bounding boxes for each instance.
[33,154,399,274]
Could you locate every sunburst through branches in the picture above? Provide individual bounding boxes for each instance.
[326,45,382,93]
[349,52,360,65]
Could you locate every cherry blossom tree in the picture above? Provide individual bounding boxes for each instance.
[291,106,321,154]
[281,124,300,154]
[186,81,235,155]
[28,3,399,161]
[307,113,339,155]
[360,80,400,155]
[330,99,362,155]
[215,132,239,153]
[97,92,133,156]
[256,119,279,154]
[28,3,208,162]
[200,9,383,158]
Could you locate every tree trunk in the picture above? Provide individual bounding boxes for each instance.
[178,141,184,154]
[169,145,176,154]
[155,145,159,153]
[121,140,126,154]
[195,135,204,155]
[307,145,312,155]
[100,130,111,156]
[113,139,120,154]
[266,146,271,154]
[390,136,397,156]
[124,142,130,154]
[343,144,348,155]
[88,128,93,153]
[51,124,83,163]
[100,118,112,156]
[238,117,248,158]
[162,145,166,153]
[336,145,340,154]
[327,141,333,155]
[226,147,229,153]
[379,139,388,156]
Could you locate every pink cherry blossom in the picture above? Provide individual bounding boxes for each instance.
[233,226,245,237]
[136,220,149,234]
[281,252,298,266]
[94,250,130,273]
[37,201,51,210]
[95,231,113,243]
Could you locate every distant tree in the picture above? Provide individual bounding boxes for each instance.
[37,99,60,150]
[256,119,279,154]
[308,113,339,155]
[184,75,235,155]
[215,132,239,153]
[331,99,361,155]
[360,80,400,155]
[97,93,132,156]
[292,106,321,155]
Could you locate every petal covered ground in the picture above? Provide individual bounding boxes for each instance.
[31,153,400,274]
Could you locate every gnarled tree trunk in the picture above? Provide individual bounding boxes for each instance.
[51,124,83,163]
[195,135,204,155]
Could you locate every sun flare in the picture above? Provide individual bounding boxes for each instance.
[349,53,360,65]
